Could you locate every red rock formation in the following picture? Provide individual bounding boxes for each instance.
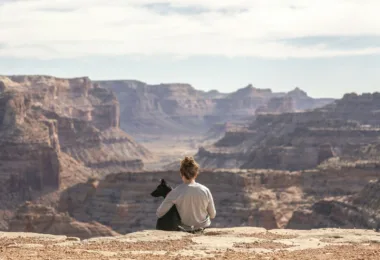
[8,202,120,239]
[96,80,333,136]
[57,161,380,233]
[0,91,61,190]
[248,209,279,230]
[214,85,273,116]
[287,87,332,111]
[0,76,152,177]
[0,75,152,230]
[96,80,215,135]
[287,177,380,230]
[255,96,295,114]
[197,92,380,170]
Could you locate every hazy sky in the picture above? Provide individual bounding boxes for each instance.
[0,0,379,98]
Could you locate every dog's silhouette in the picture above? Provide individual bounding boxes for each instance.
[151,179,181,231]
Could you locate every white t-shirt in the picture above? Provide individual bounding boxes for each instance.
[156,182,216,229]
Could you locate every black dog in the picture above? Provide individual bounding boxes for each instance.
[151,179,181,231]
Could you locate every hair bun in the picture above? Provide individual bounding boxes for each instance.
[180,156,199,180]
[182,156,195,167]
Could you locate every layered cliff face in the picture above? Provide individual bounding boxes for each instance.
[213,85,275,116]
[57,169,299,233]
[0,76,151,176]
[287,87,333,111]
[0,90,61,189]
[0,75,152,230]
[0,89,62,229]
[0,151,95,231]
[197,92,380,170]
[287,177,380,230]
[56,161,380,234]
[95,80,216,135]
[255,96,295,114]
[8,202,119,239]
[96,81,333,136]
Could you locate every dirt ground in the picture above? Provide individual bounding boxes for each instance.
[1,227,380,260]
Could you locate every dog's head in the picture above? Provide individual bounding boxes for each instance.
[151,179,173,198]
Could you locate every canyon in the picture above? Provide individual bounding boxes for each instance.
[0,74,379,245]
[0,75,151,230]
[96,80,333,137]
[287,177,380,231]
[0,75,151,178]
[56,160,380,234]
[197,92,380,170]
[96,80,334,169]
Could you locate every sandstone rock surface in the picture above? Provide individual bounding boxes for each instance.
[0,75,152,230]
[287,178,380,230]
[8,202,119,239]
[0,228,379,259]
[56,161,380,234]
[96,80,333,136]
[0,75,151,177]
[255,96,295,114]
[197,92,380,170]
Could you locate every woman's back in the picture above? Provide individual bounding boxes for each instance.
[172,182,215,228]
[156,156,216,230]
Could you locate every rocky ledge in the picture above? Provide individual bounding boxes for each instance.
[0,228,379,259]
[8,202,119,240]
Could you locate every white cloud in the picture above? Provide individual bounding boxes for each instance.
[0,0,379,59]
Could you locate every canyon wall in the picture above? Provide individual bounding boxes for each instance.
[255,96,295,114]
[95,80,216,135]
[0,75,152,229]
[57,161,380,234]
[0,75,151,177]
[287,177,380,230]
[0,90,61,191]
[8,202,119,239]
[197,92,380,170]
[96,81,333,136]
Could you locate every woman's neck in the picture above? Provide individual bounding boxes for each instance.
[183,179,195,184]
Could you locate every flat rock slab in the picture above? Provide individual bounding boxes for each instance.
[0,228,380,259]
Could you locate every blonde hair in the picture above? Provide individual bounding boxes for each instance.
[180,156,199,180]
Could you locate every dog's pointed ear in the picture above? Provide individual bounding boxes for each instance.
[160,179,166,184]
